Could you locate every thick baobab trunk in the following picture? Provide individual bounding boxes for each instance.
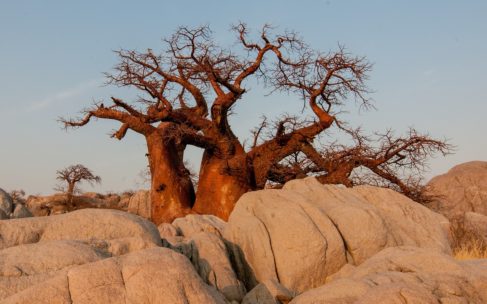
[146,129,195,224]
[193,150,252,220]
[66,182,75,210]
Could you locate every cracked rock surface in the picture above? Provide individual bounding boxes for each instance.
[290,246,487,304]
[426,161,487,221]
[224,177,452,294]
[0,208,162,250]
[1,247,227,304]
[0,210,228,303]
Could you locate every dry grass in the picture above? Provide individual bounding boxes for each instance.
[453,239,487,260]
[451,219,487,260]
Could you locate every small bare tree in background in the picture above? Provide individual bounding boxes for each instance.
[55,164,101,210]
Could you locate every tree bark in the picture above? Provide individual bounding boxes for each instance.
[193,148,252,220]
[316,163,355,187]
[146,124,195,224]
[66,182,75,211]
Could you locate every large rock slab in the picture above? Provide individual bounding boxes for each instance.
[0,208,162,250]
[464,211,487,243]
[127,190,151,219]
[225,188,346,294]
[224,177,451,294]
[290,246,487,304]
[426,161,487,220]
[242,279,294,304]
[158,222,179,239]
[173,214,226,238]
[0,189,13,217]
[161,230,245,302]
[2,247,227,304]
[0,240,107,300]
[189,232,246,302]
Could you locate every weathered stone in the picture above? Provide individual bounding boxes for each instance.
[224,188,347,294]
[127,190,151,219]
[189,232,246,302]
[117,193,132,210]
[426,161,487,220]
[464,211,487,242]
[0,189,13,216]
[25,193,123,216]
[173,214,226,238]
[0,208,161,250]
[10,204,32,219]
[242,279,294,304]
[225,177,451,294]
[159,230,245,302]
[2,247,228,304]
[285,178,452,255]
[88,237,159,257]
[0,240,107,300]
[290,246,487,304]
[158,222,179,239]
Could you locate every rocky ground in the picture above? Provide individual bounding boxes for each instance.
[425,161,487,247]
[0,161,486,303]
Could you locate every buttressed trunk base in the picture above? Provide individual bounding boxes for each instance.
[193,151,252,220]
[146,129,195,224]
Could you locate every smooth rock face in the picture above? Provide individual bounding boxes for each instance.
[464,211,487,242]
[127,190,151,219]
[224,177,451,294]
[93,237,158,257]
[160,229,245,302]
[0,189,13,216]
[188,232,246,302]
[426,161,487,220]
[158,222,179,239]
[2,247,228,304]
[0,240,108,300]
[173,214,226,238]
[242,279,294,304]
[225,188,346,294]
[0,209,187,302]
[0,208,162,250]
[290,246,487,304]
[285,178,452,256]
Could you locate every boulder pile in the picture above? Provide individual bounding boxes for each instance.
[25,192,131,216]
[426,161,487,245]
[0,209,226,303]
[0,174,486,303]
[0,189,32,220]
[224,177,451,295]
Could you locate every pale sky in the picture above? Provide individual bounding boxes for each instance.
[1,1,486,195]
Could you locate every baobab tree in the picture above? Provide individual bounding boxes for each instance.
[62,24,449,224]
[55,164,101,210]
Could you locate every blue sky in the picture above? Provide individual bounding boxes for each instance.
[1,1,486,194]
